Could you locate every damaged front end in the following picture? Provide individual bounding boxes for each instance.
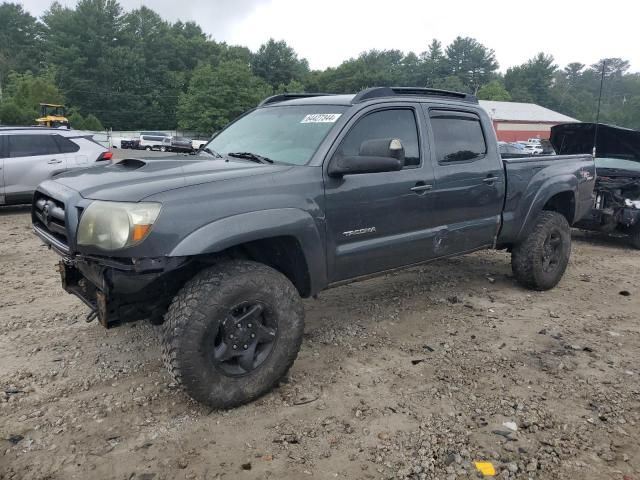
[576,173,640,232]
[551,122,640,242]
[58,255,193,328]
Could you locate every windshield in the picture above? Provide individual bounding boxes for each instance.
[204,105,347,165]
[595,157,640,172]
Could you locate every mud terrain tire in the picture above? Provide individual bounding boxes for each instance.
[161,260,304,408]
[511,211,571,291]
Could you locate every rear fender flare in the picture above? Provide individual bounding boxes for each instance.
[516,175,577,242]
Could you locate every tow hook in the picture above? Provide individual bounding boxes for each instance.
[86,310,98,323]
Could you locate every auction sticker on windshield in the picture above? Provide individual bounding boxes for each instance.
[301,113,342,123]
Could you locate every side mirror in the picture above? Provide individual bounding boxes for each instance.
[359,138,405,163]
[328,138,405,178]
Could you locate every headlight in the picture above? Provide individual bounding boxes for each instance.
[624,199,640,209]
[77,201,161,250]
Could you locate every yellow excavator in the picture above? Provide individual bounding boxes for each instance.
[35,103,70,128]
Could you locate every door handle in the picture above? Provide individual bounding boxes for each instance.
[411,183,433,193]
[483,176,497,184]
[47,159,63,164]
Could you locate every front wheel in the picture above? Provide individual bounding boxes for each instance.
[629,228,640,249]
[161,260,304,408]
[511,211,571,290]
[160,146,167,152]
[145,146,152,151]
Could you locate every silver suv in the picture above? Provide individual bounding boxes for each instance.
[0,127,111,205]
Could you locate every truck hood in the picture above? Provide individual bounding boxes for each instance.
[551,122,640,162]
[51,156,291,202]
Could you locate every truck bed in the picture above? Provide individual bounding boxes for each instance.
[498,154,596,245]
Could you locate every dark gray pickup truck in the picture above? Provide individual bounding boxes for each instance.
[32,87,595,408]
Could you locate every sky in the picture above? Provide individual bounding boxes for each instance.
[16,0,640,72]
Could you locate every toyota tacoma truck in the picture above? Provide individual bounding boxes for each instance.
[551,122,640,248]
[32,87,595,408]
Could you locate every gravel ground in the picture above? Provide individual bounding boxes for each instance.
[1,206,639,480]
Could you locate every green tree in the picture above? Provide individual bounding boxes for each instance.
[0,101,32,125]
[251,39,310,90]
[505,53,557,105]
[70,111,104,130]
[477,80,511,101]
[82,113,104,130]
[420,39,449,86]
[431,75,467,92]
[445,37,498,93]
[276,79,306,94]
[0,71,64,125]
[312,49,404,93]
[0,3,43,85]
[43,0,125,127]
[177,61,271,133]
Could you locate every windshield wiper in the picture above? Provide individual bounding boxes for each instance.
[201,147,223,158]
[227,152,274,164]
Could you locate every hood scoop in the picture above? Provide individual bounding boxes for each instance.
[114,158,147,170]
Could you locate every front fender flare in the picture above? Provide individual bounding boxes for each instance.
[169,208,327,294]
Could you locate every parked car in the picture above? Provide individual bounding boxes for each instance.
[523,143,543,155]
[139,131,172,151]
[120,138,140,150]
[32,87,594,408]
[169,137,194,153]
[551,122,640,248]
[0,127,112,205]
[192,139,208,151]
[498,141,528,157]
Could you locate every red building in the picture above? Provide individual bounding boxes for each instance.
[480,100,578,142]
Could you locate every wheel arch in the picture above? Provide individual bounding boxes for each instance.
[515,177,578,243]
[169,209,326,297]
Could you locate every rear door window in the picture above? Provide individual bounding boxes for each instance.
[429,111,487,163]
[53,135,80,153]
[8,134,61,158]
[0,136,7,159]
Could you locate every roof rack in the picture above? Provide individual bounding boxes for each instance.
[258,93,332,107]
[0,126,66,131]
[351,87,478,104]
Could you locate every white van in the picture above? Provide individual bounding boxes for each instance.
[139,132,172,151]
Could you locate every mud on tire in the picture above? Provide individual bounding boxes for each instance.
[161,260,304,409]
[511,211,572,291]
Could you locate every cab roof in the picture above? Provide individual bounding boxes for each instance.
[259,87,478,108]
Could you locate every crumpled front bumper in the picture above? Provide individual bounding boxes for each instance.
[57,254,190,328]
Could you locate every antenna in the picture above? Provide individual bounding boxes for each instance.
[593,60,606,157]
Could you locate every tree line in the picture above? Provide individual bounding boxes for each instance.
[1,0,639,134]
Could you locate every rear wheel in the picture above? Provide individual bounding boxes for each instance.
[511,211,571,290]
[161,260,304,408]
[629,228,640,249]
[145,146,152,151]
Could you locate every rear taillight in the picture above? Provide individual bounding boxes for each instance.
[98,151,113,162]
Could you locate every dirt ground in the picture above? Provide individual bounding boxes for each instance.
[1,206,639,480]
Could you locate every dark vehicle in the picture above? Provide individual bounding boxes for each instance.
[33,87,595,408]
[120,139,140,150]
[551,123,640,248]
[169,136,194,153]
